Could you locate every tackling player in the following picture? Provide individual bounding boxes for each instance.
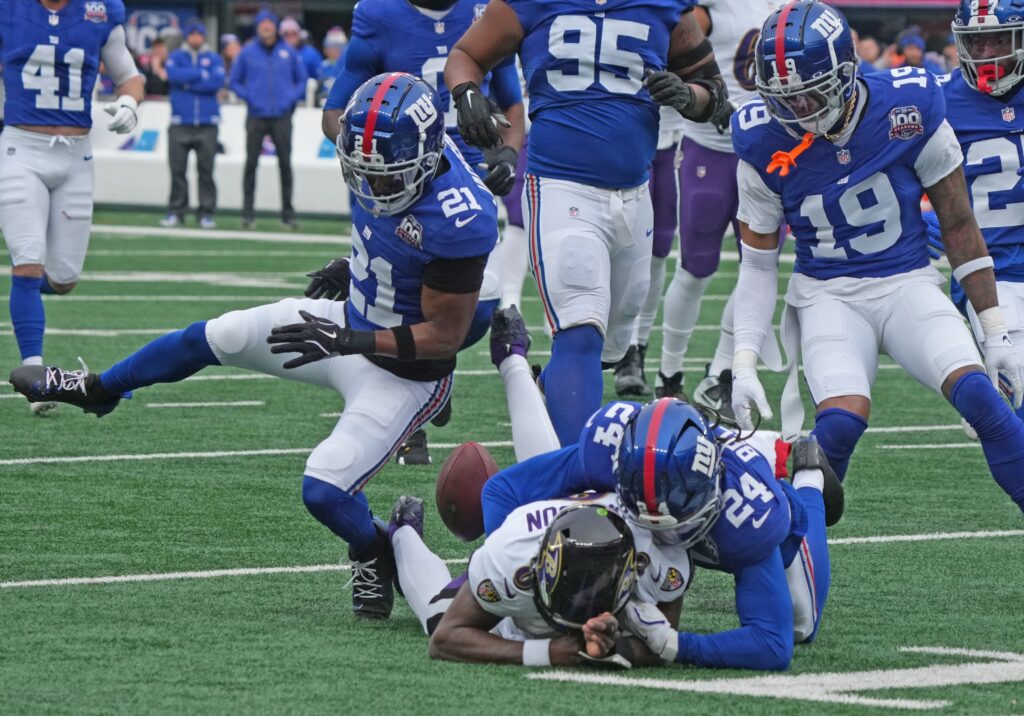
[729,1,1024,514]
[444,0,729,446]
[1,0,143,415]
[9,74,498,621]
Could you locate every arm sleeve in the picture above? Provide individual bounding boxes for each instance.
[732,243,779,355]
[675,549,794,671]
[489,62,523,110]
[914,120,964,189]
[735,160,784,234]
[100,25,140,87]
[422,255,488,294]
[324,34,380,110]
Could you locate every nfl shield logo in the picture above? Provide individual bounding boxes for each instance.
[837,149,851,165]
[434,21,445,34]
[48,13,59,25]
[1003,106,1016,122]
[696,165,707,178]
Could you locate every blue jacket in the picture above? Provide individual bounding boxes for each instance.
[229,39,307,118]
[298,44,324,80]
[165,46,224,126]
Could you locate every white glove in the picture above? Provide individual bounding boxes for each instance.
[619,601,677,662]
[103,95,139,134]
[979,307,1024,408]
[732,349,773,430]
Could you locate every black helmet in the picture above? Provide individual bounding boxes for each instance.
[532,504,637,632]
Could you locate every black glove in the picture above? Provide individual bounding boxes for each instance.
[644,71,697,117]
[482,145,518,196]
[710,100,736,135]
[451,81,510,149]
[266,310,376,369]
[304,258,351,301]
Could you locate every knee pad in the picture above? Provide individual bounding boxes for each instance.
[205,309,258,356]
[811,408,868,481]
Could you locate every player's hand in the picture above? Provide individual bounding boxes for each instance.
[644,70,697,116]
[266,310,375,368]
[482,145,518,196]
[618,601,678,662]
[581,612,619,658]
[922,210,945,260]
[711,99,736,135]
[304,258,351,301]
[983,331,1024,409]
[548,634,587,666]
[103,95,139,134]
[732,364,773,431]
[451,82,510,149]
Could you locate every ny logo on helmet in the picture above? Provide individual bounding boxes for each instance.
[691,434,717,477]
[405,95,438,131]
[810,8,844,39]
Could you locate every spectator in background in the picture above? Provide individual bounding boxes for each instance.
[896,33,945,75]
[316,26,347,104]
[943,33,958,71]
[856,33,882,72]
[220,33,241,75]
[140,38,170,96]
[162,20,225,230]
[281,17,322,80]
[230,8,307,229]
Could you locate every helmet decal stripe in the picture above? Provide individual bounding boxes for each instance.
[361,72,402,156]
[979,0,990,16]
[642,398,673,514]
[774,0,799,79]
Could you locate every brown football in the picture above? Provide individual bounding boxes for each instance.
[435,441,500,542]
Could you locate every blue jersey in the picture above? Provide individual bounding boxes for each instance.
[940,69,1024,307]
[345,138,498,380]
[732,69,947,280]
[0,0,125,128]
[324,0,522,170]
[508,0,691,188]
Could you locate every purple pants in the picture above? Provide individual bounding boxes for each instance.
[503,136,530,228]
[677,137,740,278]
[648,146,678,258]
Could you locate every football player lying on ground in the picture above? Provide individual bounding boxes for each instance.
[479,307,842,670]
[387,497,686,667]
[8,73,497,621]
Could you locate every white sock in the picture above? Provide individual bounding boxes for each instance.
[392,526,453,635]
[499,224,529,309]
[22,356,43,366]
[500,354,560,461]
[708,291,736,377]
[793,468,824,492]
[638,255,667,347]
[659,267,711,377]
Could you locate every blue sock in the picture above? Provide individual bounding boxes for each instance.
[302,476,379,555]
[39,275,58,295]
[544,325,605,446]
[10,275,46,361]
[951,371,1024,511]
[99,321,220,395]
[461,298,498,350]
[810,408,868,481]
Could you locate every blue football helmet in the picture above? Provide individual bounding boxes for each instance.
[337,72,446,215]
[755,1,858,135]
[614,399,723,548]
[953,0,1024,96]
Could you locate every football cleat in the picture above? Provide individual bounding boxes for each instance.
[489,305,531,368]
[395,428,431,465]
[348,522,396,620]
[9,360,124,417]
[430,396,452,428]
[388,495,425,598]
[790,435,845,527]
[655,371,684,400]
[614,345,652,397]
[693,367,736,423]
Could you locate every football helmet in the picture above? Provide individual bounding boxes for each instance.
[614,398,723,548]
[337,72,446,215]
[532,504,637,632]
[953,0,1024,96]
[755,1,858,135]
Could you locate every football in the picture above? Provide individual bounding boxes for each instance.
[435,441,500,542]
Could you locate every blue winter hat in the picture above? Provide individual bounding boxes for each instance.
[184,19,206,37]
[899,35,926,52]
[255,8,279,27]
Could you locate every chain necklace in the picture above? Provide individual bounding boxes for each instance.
[823,87,859,143]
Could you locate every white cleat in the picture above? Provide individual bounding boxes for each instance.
[30,401,59,416]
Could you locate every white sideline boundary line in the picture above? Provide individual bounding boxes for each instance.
[92,224,346,245]
[145,401,265,409]
[877,443,981,449]
[3,530,1021,590]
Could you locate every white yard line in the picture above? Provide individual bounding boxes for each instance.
[864,425,963,434]
[21,295,296,303]
[87,249,334,258]
[830,530,1024,546]
[145,401,265,409]
[877,443,981,450]
[92,224,345,245]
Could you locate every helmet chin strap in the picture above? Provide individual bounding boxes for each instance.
[408,0,458,9]
[978,63,1007,94]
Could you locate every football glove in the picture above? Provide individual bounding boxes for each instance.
[266,310,375,369]
[980,314,1024,409]
[103,95,139,134]
[643,71,698,117]
[304,258,351,301]
[482,145,518,196]
[451,82,510,149]
[731,352,773,431]
[922,210,945,261]
[710,99,736,135]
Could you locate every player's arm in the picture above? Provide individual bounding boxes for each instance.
[322,8,382,140]
[101,25,144,133]
[429,581,585,665]
[645,9,727,123]
[490,60,525,152]
[445,0,524,148]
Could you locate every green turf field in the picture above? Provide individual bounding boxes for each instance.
[2,209,1022,715]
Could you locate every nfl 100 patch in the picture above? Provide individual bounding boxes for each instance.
[889,105,924,141]
[396,215,424,249]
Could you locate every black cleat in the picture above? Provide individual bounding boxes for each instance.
[9,361,124,417]
[790,435,845,527]
[430,396,452,428]
[489,305,531,368]
[655,371,684,399]
[395,428,431,465]
[349,522,396,620]
[693,367,736,423]
[388,496,425,599]
[614,345,652,397]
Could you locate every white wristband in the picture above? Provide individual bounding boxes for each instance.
[952,256,994,283]
[734,348,758,372]
[522,639,552,667]
[978,306,1008,338]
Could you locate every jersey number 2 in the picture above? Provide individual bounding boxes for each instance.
[23,45,86,112]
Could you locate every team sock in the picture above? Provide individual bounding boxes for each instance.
[98,321,220,396]
[39,275,59,295]
[302,476,379,554]
[542,325,604,446]
[391,525,453,634]
[461,298,498,350]
[498,224,529,309]
[951,371,1024,511]
[500,354,560,461]
[10,275,46,362]
[708,292,736,377]
[660,268,712,377]
[810,407,868,481]
[637,255,667,347]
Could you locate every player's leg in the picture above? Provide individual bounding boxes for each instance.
[967,281,1024,422]
[44,136,95,298]
[884,282,1024,510]
[498,138,530,309]
[196,125,218,224]
[241,117,262,226]
[271,114,296,226]
[389,495,455,634]
[165,125,189,225]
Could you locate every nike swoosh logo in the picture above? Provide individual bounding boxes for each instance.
[318,329,337,340]
[645,228,653,236]
[455,215,477,228]
[83,155,93,161]
[751,509,772,529]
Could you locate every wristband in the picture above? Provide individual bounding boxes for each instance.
[391,325,416,361]
[952,256,994,283]
[978,306,1009,338]
[522,639,552,667]
[734,349,758,372]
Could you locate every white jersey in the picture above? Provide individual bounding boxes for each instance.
[681,0,775,153]
[467,493,692,640]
